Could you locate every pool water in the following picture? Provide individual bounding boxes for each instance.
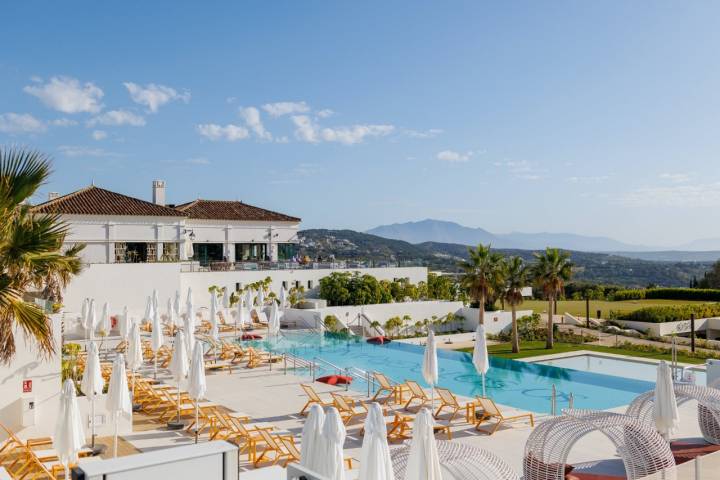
[249,332,655,414]
[534,354,706,385]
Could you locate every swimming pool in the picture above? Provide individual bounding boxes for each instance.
[250,332,655,414]
[533,354,706,385]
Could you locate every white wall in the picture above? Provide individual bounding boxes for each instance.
[0,315,62,438]
[458,308,534,335]
[614,318,711,337]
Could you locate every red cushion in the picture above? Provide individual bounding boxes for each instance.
[367,336,392,344]
[241,334,263,340]
[317,375,353,386]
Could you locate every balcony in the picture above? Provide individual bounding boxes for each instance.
[179,259,424,272]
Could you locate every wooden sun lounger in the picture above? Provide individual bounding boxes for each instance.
[434,387,475,423]
[403,380,434,411]
[331,392,368,425]
[299,384,334,415]
[474,397,534,435]
[371,372,410,404]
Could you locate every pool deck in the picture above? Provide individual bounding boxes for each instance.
[519,348,708,370]
[120,358,704,478]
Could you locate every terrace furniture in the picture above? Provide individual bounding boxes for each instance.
[434,387,475,424]
[371,372,410,404]
[403,380,433,411]
[524,410,674,480]
[246,347,281,369]
[331,392,368,425]
[299,384,333,415]
[475,397,534,435]
[253,429,298,468]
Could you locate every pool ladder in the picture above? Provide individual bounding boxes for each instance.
[551,384,575,415]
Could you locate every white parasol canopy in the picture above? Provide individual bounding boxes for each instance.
[359,402,394,480]
[185,237,194,259]
[257,288,265,306]
[184,311,195,357]
[403,408,442,480]
[423,330,439,396]
[81,298,89,328]
[127,323,143,372]
[222,288,230,310]
[473,324,490,397]
[653,360,679,440]
[168,331,189,427]
[174,290,182,317]
[268,300,281,335]
[319,407,346,480]
[300,403,326,473]
[119,306,130,340]
[151,309,164,352]
[106,353,132,457]
[209,292,219,340]
[100,301,111,335]
[236,304,249,328]
[86,299,96,340]
[279,286,287,309]
[143,295,154,323]
[187,341,207,441]
[80,341,103,448]
[55,379,85,479]
[152,289,159,313]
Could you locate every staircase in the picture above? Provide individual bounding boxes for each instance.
[348,324,365,337]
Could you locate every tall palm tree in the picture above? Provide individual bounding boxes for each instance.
[532,248,573,349]
[502,256,529,353]
[0,147,84,364]
[458,244,504,325]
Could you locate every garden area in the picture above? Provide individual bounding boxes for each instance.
[522,298,714,318]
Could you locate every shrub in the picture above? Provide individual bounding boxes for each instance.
[645,288,720,301]
[610,289,646,301]
[617,303,720,323]
[323,314,340,332]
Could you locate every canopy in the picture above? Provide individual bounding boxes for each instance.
[257,288,265,306]
[86,299,96,340]
[359,402,394,480]
[184,313,196,357]
[119,306,130,340]
[81,298,89,327]
[173,290,182,316]
[188,341,207,400]
[319,407,346,480]
[279,286,287,309]
[653,360,679,439]
[245,289,254,309]
[106,353,132,417]
[81,341,103,399]
[300,404,326,473]
[404,408,442,480]
[169,331,189,382]
[152,289,159,313]
[127,323,143,372]
[151,309,164,352]
[473,324,490,396]
[143,295,154,323]
[423,330,438,388]
[54,379,85,468]
[268,301,281,335]
[100,302,111,335]
[209,292,219,340]
[222,289,230,309]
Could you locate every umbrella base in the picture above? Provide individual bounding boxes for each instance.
[166,421,185,430]
[132,403,142,412]
[86,444,107,456]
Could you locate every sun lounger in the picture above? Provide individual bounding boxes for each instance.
[371,372,410,404]
[434,387,475,423]
[253,429,298,468]
[299,384,334,415]
[331,392,368,425]
[474,397,534,434]
[403,380,434,411]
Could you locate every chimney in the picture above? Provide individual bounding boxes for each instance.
[152,180,166,206]
[48,192,60,201]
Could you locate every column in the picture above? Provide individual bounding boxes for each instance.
[155,223,163,262]
[106,222,115,264]
[224,225,232,262]
[179,224,188,261]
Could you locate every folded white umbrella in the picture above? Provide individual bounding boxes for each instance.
[119,306,130,340]
[100,301,111,335]
[185,237,194,259]
[279,286,287,309]
[106,353,132,457]
[423,330,438,404]
[245,289,254,309]
[80,341,103,448]
[143,295,154,323]
[257,288,265,306]
[404,408,442,480]
[152,289,159,313]
[473,324,490,397]
[236,304,248,328]
[300,403,326,473]
[55,379,85,480]
[359,402,394,480]
[209,292,219,341]
[86,299,96,340]
[166,297,173,322]
[174,290,182,317]
[186,287,193,309]
[80,298,89,328]
[654,360,679,440]
[222,288,230,310]
[320,407,346,480]
[187,341,207,442]
[168,331,189,428]
[151,309,164,378]
[184,312,196,358]
[268,301,281,336]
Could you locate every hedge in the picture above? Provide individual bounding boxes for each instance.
[610,289,646,301]
[644,288,720,301]
[615,303,720,323]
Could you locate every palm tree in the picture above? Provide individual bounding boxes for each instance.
[532,248,573,349]
[503,256,529,353]
[458,244,504,325]
[0,147,85,363]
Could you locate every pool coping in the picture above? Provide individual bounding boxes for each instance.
[520,349,707,371]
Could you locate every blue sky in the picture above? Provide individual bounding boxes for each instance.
[2,1,720,247]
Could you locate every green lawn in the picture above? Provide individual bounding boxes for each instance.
[459,341,707,364]
[520,299,714,318]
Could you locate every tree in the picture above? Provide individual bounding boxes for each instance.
[324,314,339,332]
[503,256,529,353]
[0,147,84,363]
[532,248,573,349]
[458,244,504,325]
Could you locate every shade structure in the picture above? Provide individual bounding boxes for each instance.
[319,407,346,480]
[80,341,103,448]
[86,299,96,340]
[222,289,230,310]
[55,379,85,479]
[209,292,219,341]
[187,341,207,442]
[106,354,132,457]
[257,288,265,306]
[268,301,281,335]
[143,295,154,323]
[245,289,254,309]
[185,237,194,259]
[152,289,159,313]
[127,323,144,372]
[653,360,680,440]
[422,330,438,404]
[186,287,193,308]
[184,312,195,357]
[81,298,89,328]
[100,302,111,336]
[279,286,287,309]
[174,290,182,317]
[300,404,326,473]
[151,309,164,378]
[473,324,490,397]
[404,408,442,480]
[168,331,189,428]
[236,303,248,328]
[119,306,130,340]
[359,402,394,480]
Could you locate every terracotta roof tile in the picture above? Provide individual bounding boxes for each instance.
[173,199,300,222]
[32,186,186,217]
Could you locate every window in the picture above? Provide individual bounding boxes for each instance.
[277,243,298,261]
[235,243,267,261]
[282,281,288,289]
[162,242,179,262]
[295,280,300,289]
[195,243,224,266]
[307,280,313,289]
[235,282,241,292]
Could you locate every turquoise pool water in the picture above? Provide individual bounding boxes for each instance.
[248,331,655,414]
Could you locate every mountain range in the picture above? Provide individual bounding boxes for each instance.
[366,219,720,255]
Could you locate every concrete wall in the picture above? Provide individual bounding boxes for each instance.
[614,317,716,338]
[0,315,62,438]
[457,308,534,335]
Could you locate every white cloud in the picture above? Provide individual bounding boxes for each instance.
[0,113,46,134]
[262,101,310,117]
[23,76,104,113]
[239,106,272,140]
[124,82,190,113]
[50,118,78,127]
[436,150,472,162]
[87,109,146,127]
[566,175,610,184]
[316,109,334,118]
[620,183,720,207]
[57,145,120,157]
[406,128,443,138]
[196,123,249,141]
[290,115,394,145]
[186,157,210,165]
[92,130,107,140]
[659,172,691,183]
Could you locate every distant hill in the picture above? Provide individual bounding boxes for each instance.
[298,229,712,288]
[366,219,647,252]
[611,251,720,262]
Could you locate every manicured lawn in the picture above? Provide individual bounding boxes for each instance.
[520,299,714,318]
[459,341,707,365]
